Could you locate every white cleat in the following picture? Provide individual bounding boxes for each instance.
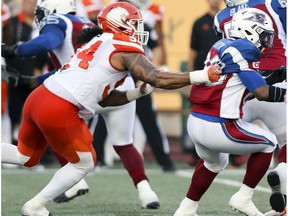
[229,191,264,216]
[21,200,52,216]
[137,180,160,209]
[53,179,89,203]
[174,197,199,216]
[264,210,282,216]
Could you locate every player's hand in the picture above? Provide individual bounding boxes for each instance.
[208,64,222,82]
[1,65,33,88]
[263,66,286,85]
[1,43,17,58]
[139,83,153,95]
[1,65,20,86]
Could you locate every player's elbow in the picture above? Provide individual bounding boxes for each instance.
[253,85,269,101]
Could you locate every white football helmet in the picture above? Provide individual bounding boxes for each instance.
[224,0,248,7]
[35,0,77,26]
[98,2,149,45]
[229,8,274,50]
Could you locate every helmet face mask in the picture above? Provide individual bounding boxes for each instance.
[35,0,77,28]
[98,2,149,45]
[229,8,275,53]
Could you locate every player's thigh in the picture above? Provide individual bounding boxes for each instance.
[103,101,136,146]
[17,116,47,166]
[187,115,276,155]
[33,87,95,164]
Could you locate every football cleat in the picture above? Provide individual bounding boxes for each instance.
[229,191,264,216]
[137,180,160,209]
[53,179,89,203]
[267,171,287,213]
[21,200,52,216]
[174,197,199,216]
[138,188,160,209]
[264,209,286,216]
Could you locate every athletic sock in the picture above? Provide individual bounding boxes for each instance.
[186,160,218,201]
[113,144,148,186]
[243,152,273,188]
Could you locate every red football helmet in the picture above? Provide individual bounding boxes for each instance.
[97,2,149,45]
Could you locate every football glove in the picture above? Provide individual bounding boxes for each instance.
[1,65,33,88]
[1,43,17,58]
[261,66,287,85]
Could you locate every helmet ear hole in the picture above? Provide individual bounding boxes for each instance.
[244,30,252,36]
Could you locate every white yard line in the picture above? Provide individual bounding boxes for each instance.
[176,170,271,193]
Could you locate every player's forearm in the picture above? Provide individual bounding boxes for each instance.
[17,33,62,57]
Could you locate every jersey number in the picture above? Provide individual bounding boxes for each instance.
[77,41,103,69]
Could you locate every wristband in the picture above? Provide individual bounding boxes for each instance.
[126,84,153,102]
[267,86,286,102]
[126,88,143,102]
[189,68,209,84]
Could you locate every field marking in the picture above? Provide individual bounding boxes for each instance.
[1,167,272,193]
[176,170,271,193]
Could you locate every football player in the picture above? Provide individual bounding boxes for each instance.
[214,0,286,214]
[1,2,221,215]
[174,8,285,216]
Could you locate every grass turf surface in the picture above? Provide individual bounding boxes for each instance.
[2,164,272,216]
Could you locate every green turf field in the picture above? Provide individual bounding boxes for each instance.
[2,164,272,216]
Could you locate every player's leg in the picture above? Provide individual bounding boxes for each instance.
[136,93,176,171]
[103,77,159,209]
[18,85,96,215]
[222,120,277,216]
[174,115,230,216]
[175,115,277,216]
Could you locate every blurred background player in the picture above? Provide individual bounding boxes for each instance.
[2,0,54,148]
[76,0,105,24]
[94,0,176,172]
[174,8,286,216]
[214,0,286,214]
[1,2,13,144]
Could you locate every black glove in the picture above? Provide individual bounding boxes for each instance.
[1,65,33,88]
[1,43,18,58]
[262,66,287,85]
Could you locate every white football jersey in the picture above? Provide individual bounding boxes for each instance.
[44,32,145,119]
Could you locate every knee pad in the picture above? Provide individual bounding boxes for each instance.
[204,154,229,173]
[17,152,30,164]
[72,152,95,174]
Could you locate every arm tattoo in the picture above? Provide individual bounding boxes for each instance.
[122,53,161,85]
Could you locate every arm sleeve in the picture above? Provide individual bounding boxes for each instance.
[16,25,65,57]
[238,70,266,92]
[36,69,57,85]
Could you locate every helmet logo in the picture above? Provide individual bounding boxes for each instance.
[244,13,266,26]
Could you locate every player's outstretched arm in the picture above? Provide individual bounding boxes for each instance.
[98,83,153,107]
[120,52,221,89]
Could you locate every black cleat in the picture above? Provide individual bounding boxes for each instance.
[269,193,286,213]
[267,171,286,212]
[146,201,160,209]
[53,189,89,203]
